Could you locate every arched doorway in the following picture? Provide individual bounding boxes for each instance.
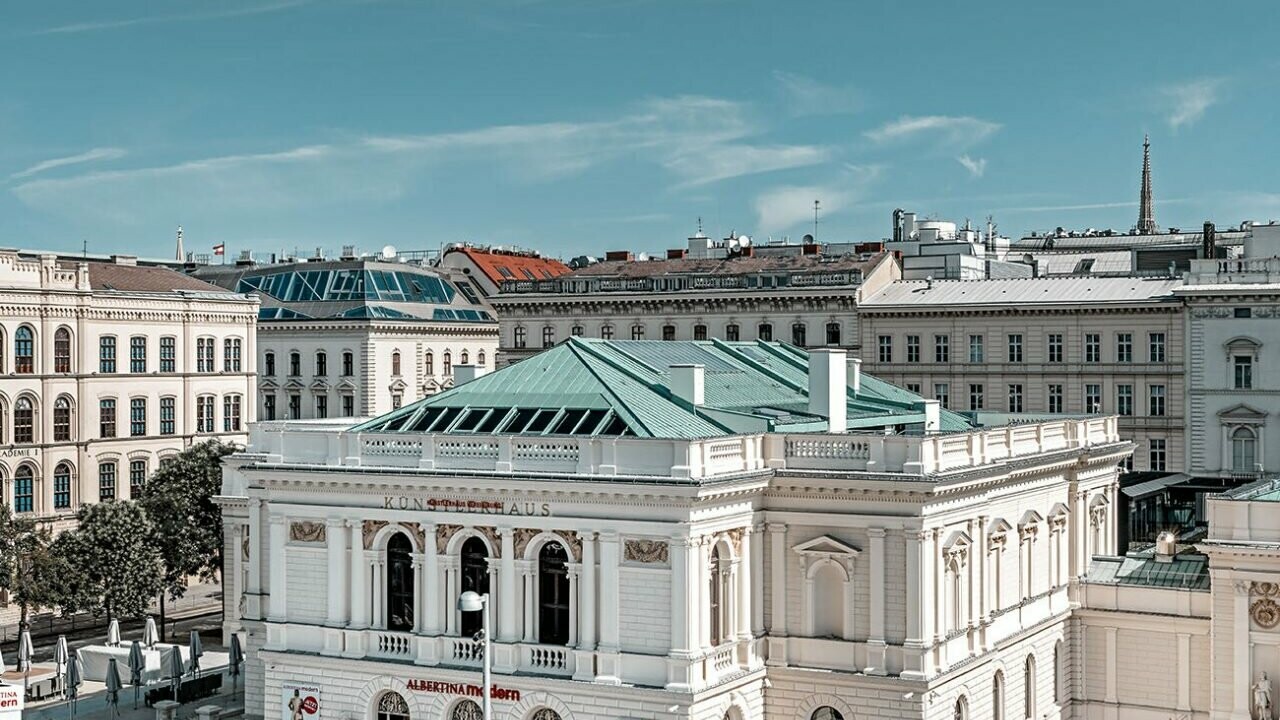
[460,537,489,637]
[538,543,570,645]
[386,533,414,631]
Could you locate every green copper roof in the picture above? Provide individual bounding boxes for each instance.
[1083,549,1209,591]
[354,339,972,439]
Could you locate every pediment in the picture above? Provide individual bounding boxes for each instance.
[259,378,280,391]
[1019,509,1044,528]
[336,378,359,391]
[283,378,306,390]
[1219,403,1268,420]
[792,535,861,557]
[988,518,1013,536]
[943,530,972,550]
[388,378,408,392]
[309,378,331,392]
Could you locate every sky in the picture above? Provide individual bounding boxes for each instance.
[0,1,1277,261]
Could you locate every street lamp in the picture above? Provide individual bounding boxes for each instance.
[457,591,490,720]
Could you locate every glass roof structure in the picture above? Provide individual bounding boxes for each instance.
[237,269,456,304]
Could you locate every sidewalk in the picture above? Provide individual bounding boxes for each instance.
[0,581,223,646]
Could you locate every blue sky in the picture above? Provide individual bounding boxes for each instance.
[0,1,1276,260]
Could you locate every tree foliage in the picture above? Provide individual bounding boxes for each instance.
[140,440,236,601]
[53,501,164,619]
[0,503,62,629]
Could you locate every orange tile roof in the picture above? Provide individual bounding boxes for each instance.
[448,247,570,286]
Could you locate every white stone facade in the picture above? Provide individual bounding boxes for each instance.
[219,412,1124,720]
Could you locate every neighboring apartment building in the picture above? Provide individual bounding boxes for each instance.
[0,251,257,531]
[858,276,1185,475]
[490,249,898,365]
[219,339,1124,720]
[438,244,571,299]
[195,255,498,421]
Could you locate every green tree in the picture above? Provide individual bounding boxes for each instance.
[52,501,164,621]
[139,440,236,637]
[0,504,61,631]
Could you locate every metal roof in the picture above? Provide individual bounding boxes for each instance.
[861,276,1181,309]
[353,339,972,439]
[1083,549,1209,590]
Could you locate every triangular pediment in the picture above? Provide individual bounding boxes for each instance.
[1219,403,1268,420]
[259,378,280,391]
[388,378,408,392]
[336,377,359,391]
[309,378,331,392]
[1019,509,1044,528]
[283,377,306,390]
[792,535,861,557]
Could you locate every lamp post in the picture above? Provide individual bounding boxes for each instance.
[457,591,491,720]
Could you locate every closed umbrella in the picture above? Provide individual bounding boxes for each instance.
[143,617,158,648]
[107,619,121,647]
[188,630,204,678]
[228,632,244,699]
[54,635,69,690]
[17,630,33,695]
[165,646,185,702]
[65,655,82,719]
[127,640,145,709]
[104,658,123,719]
[0,644,6,675]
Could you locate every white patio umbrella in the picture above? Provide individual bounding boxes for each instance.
[104,658,123,719]
[65,655,82,719]
[188,630,203,678]
[53,635,69,698]
[107,619,122,647]
[142,617,158,648]
[126,640,145,710]
[0,644,6,675]
[18,630,33,694]
[165,646,184,702]
[228,632,244,699]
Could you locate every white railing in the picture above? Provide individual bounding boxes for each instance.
[447,638,483,664]
[521,644,571,674]
[372,632,413,659]
[711,644,736,673]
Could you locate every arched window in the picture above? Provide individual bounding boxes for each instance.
[630,324,645,341]
[693,324,708,341]
[53,461,73,510]
[810,708,844,720]
[953,696,968,720]
[791,322,807,347]
[538,542,570,645]
[54,328,72,373]
[811,561,845,638]
[342,351,354,377]
[14,465,35,513]
[450,700,482,720]
[264,351,276,377]
[542,326,555,348]
[460,537,489,637]
[531,710,562,720]
[513,326,527,348]
[477,350,486,367]
[757,323,773,342]
[992,670,1005,720]
[391,351,402,376]
[725,323,740,341]
[947,555,966,632]
[600,325,614,341]
[375,691,410,720]
[1233,427,1258,473]
[424,352,434,376]
[315,351,327,377]
[1024,654,1037,720]
[289,351,301,376]
[14,397,35,444]
[53,396,72,442]
[662,324,676,341]
[0,399,6,444]
[14,326,34,374]
[460,350,469,365]
[386,533,414,631]
[709,545,727,645]
[442,352,452,377]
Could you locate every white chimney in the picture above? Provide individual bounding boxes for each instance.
[669,364,705,406]
[453,365,488,386]
[921,399,940,433]
[808,349,847,433]
[849,357,862,394]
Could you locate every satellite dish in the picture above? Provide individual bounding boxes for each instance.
[802,233,815,244]
[380,245,397,260]
[738,235,752,248]
[727,237,740,251]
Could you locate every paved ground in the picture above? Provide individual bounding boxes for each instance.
[1,581,223,646]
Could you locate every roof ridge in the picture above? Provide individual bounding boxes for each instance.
[709,339,808,395]
[563,340,662,437]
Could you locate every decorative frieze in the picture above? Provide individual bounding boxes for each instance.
[362,520,388,549]
[476,526,503,558]
[1252,582,1280,630]
[435,523,463,554]
[623,539,669,565]
[289,521,326,543]
[513,528,541,557]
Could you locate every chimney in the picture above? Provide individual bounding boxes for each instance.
[1203,221,1216,259]
[808,349,847,433]
[849,357,862,394]
[1154,531,1177,563]
[669,364,705,407]
[453,365,488,386]
[919,399,940,433]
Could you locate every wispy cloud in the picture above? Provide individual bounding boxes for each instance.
[32,0,309,35]
[956,154,986,178]
[995,198,1193,214]
[1163,77,1225,130]
[753,165,882,235]
[772,71,862,116]
[10,147,126,180]
[865,115,1001,147]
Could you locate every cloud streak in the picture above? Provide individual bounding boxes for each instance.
[773,71,862,116]
[956,154,986,178]
[10,147,127,179]
[865,115,1000,147]
[32,0,310,35]
[753,164,881,235]
[1164,77,1224,130]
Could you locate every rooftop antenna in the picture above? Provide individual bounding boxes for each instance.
[175,225,185,262]
[813,200,821,242]
[82,238,87,260]
[696,216,703,235]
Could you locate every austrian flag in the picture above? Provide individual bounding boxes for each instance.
[212,243,225,256]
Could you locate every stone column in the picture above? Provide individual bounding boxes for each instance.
[902,529,928,680]
[325,518,349,626]
[1234,580,1251,715]
[698,540,713,651]
[865,527,887,675]
[267,513,287,622]
[736,530,752,642]
[598,532,620,651]
[579,534,597,651]
[371,559,385,629]
[348,520,369,629]
[498,528,518,642]
[566,563,580,647]
[520,562,536,643]
[444,557,459,636]
[411,555,425,633]
[669,536,691,654]
[246,499,263,602]
[768,523,787,635]
[423,524,441,635]
[750,525,765,636]
[930,529,943,644]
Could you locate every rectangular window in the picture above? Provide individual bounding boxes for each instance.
[1085,384,1102,413]
[878,335,893,363]
[825,323,840,346]
[288,394,301,420]
[1008,384,1024,413]
[724,324,739,341]
[969,335,984,363]
[934,335,950,363]
[100,399,117,437]
[160,336,176,372]
[160,397,176,435]
[224,338,242,372]
[54,471,71,510]
[130,398,147,436]
[1007,334,1023,363]
[662,325,677,342]
[513,327,527,349]
[315,394,328,419]
[224,395,242,432]
[197,396,215,432]
[1085,333,1101,363]
[342,351,354,377]
[99,462,117,502]
[969,383,985,411]
[694,325,708,341]
[1048,384,1064,413]
[934,382,950,409]
[757,324,771,342]
[1150,439,1167,472]
[130,336,147,373]
[1116,333,1133,363]
[791,324,806,347]
[264,394,277,421]
[129,460,147,498]
[342,394,354,417]
[1149,332,1166,362]
[1117,384,1134,416]
[1235,356,1253,389]
[1235,307,1252,319]
[1047,334,1063,363]
[906,335,921,363]
[197,338,215,372]
[289,352,300,377]
[99,336,117,373]
[632,325,646,341]
[544,326,558,347]
[906,383,922,394]
[1149,384,1166,417]
[315,352,327,377]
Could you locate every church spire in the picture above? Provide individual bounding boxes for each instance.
[175,225,185,262]
[1137,135,1157,235]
